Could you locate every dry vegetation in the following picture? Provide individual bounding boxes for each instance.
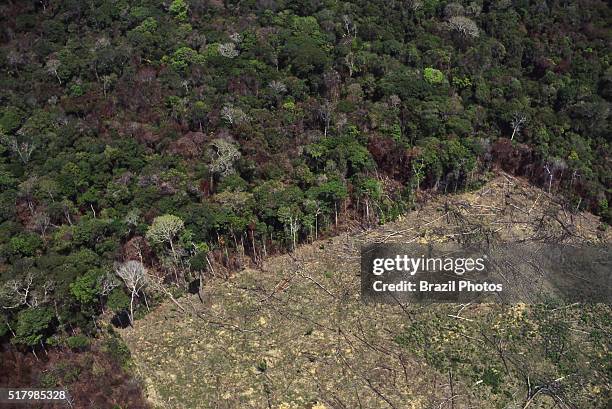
[121,175,610,409]
[0,334,150,409]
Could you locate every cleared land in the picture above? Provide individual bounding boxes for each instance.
[121,175,610,409]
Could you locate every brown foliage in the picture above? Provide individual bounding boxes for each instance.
[227,75,260,96]
[554,59,572,74]
[122,236,154,265]
[0,343,150,409]
[199,179,212,197]
[14,201,33,227]
[491,138,535,175]
[168,131,208,158]
[368,136,412,183]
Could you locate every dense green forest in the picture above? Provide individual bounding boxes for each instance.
[0,0,610,359]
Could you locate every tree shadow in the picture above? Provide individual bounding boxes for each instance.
[111,310,131,328]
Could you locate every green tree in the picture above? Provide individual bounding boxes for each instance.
[423,67,445,84]
[310,179,348,227]
[69,269,102,306]
[169,0,189,21]
[9,233,43,257]
[146,215,185,260]
[13,307,54,356]
[355,177,383,223]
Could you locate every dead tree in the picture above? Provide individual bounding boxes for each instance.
[1,132,36,164]
[510,112,527,141]
[318,101,333,137]
[115,261,148,326]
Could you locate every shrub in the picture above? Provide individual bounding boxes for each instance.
[66,335,91,350]
[423,67,445,84]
